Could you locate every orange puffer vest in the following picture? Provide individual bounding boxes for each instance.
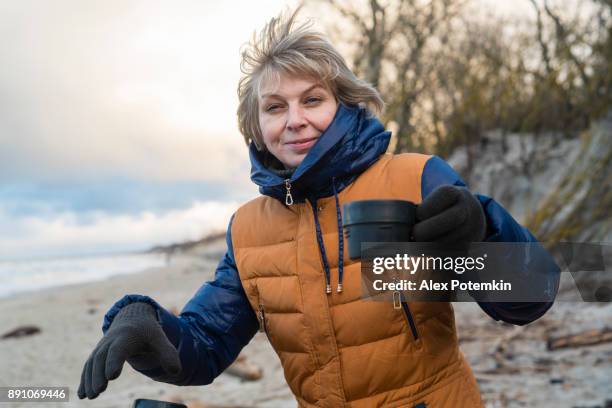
[231,153,484,407]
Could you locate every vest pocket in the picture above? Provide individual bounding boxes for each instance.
[394,291,419,340]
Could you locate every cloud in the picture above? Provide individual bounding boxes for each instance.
[0,177,259,259]
[0,179,258,219]
[0,0,294,184]
[0,200,242,260]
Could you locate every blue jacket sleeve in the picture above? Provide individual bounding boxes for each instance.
[101,215,259,385]
[421,155,560,325]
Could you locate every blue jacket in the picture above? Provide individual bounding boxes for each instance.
[103,104,560,386]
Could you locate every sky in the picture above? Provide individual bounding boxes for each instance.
[0,0,306,259]
[0,0,535,260]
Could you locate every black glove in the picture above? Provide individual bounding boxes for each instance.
[413,185,487,244]
[77,302,182,399]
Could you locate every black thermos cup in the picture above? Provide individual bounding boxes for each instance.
[342,199,417,259]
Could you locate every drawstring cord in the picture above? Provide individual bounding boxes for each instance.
[311,177,345,295]
[332,177,344,293]
[312,201,332,294]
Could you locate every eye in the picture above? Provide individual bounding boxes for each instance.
[305,96,322,105]
[265,104,282,113]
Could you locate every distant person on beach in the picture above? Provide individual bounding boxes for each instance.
[78,9,560,406]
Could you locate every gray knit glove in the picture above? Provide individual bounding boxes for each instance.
[413,185,487,243]
[77,302,182,399]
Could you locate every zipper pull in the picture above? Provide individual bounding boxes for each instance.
[284,179,294,206]
[393,291,402,309]
[392,275,402,309]
[258,304,266,333]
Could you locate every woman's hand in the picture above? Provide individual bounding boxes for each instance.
[77,302,182,399]
[413,185,487,244]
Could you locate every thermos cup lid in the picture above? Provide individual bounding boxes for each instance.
[342,200,417,226]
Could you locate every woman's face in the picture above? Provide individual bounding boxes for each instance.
[258,74,338,169]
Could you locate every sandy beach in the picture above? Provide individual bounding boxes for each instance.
[0,240,610,407]
[0,241,295,408]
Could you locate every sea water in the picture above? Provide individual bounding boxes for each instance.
[0,252,166,298]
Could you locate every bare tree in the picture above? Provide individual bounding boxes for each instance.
[320,0,465,152]
[316,0,610,170]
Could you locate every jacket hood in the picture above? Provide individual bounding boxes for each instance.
[249,103,391,203]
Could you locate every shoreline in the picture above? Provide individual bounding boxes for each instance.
[0,252,168,301]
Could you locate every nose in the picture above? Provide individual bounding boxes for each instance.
[286,103,307,132]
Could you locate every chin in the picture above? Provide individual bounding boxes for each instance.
[275,152,303,169]
[284,160,301,169]
[292,154,309,167]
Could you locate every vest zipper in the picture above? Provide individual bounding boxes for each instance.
[284,179,294,206]
[400,301,419,341]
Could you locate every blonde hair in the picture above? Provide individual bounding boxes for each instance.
[237,8,384,150]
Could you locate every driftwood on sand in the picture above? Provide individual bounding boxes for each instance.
[547,327,612,350]
[1,325,41,340]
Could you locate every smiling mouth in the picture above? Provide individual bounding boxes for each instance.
[286,137,318,145]
[285,137,318,151]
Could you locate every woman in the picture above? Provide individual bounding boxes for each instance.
[78,10,559,407]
